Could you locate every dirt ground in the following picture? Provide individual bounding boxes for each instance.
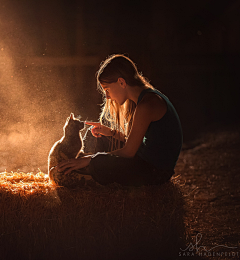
[174,123,240,259]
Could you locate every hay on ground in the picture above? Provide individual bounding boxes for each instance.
[0,171,186,260]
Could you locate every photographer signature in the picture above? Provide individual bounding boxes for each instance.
[180,233,238,253]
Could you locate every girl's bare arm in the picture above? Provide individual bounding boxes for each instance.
[85,121,126,142]
[111,94,167,158]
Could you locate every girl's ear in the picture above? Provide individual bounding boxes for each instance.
[118,78,126,88]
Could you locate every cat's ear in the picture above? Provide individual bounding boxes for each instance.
[70,113,74,120]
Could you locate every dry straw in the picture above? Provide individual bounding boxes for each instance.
[0,171,186,260]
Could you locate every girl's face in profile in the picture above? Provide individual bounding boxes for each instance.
[101,78,127,105]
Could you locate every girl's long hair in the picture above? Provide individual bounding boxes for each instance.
[96,54,154,149]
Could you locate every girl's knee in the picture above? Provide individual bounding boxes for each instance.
[89,153,115,185]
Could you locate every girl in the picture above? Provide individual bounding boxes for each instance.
[57,54,183,186]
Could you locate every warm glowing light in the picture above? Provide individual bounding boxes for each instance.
[0,171,55,195]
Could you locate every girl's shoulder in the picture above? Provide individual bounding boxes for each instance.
[137,91,167,121]
[138,89,166,108]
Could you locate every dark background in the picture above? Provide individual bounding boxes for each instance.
[0,0,239,172]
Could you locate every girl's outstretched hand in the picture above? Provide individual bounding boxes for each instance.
[56,156,91,175]
[85,121,112,137]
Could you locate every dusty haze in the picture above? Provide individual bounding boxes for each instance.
[0,2,99,173]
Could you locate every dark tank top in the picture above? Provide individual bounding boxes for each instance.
[136,88,183,170]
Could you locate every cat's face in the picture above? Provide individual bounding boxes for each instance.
[63,113,85,134]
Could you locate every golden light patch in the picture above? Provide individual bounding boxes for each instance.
[0,171,55,195]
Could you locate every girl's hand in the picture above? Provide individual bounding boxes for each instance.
[56,156,91,175]
[85,121,112,137]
